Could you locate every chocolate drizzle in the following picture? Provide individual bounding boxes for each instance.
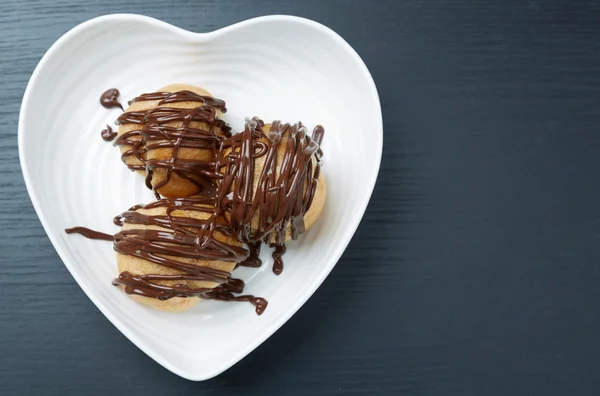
[113,198,247,265]
[100,88,124,111]
[271,244,286,275]
[214,117,324,274]
[237,241,262,268]
[73,89,326,314]
[205,286,268,316]
[112,271,215,301]
[100,125,117,142]
[204,276,268,315]
[128,91,227,111]
[65,227,113,241]
[67,197,272,313]
[113,90,231,196]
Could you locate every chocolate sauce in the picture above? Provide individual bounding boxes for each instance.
[100,125,117,142]
[220,277,245,293]
[65,197,272,312]
[112,271,215,300]
[215,118,324,274]
[271,244,286,275]
[113,200,247,264]
[71,91,326,314]
[129,91,227,112]
[204,288,268,315]
[100,88,124,111]
[65,227,113,241]
[114,90,231,196]
[237,241,262,268]
[201,276,267,315]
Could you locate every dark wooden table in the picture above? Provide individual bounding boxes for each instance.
[2,0,600,394]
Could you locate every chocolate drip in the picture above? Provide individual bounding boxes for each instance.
[100,88,124,111]
[65,227,113,241]
[215,118,324,273]
[200,275,267,314]
[100,124,117,142]
[271,244,286,275]
[113,90,231,196]
[204,288,268,315]
[219,277,245,293]
[237,241,262,268]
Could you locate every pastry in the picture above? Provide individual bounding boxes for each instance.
[113,84,230,198]
[66,86,326,315]
[69,197,267,313]
[112,197,269,312]
[216,118,326,274]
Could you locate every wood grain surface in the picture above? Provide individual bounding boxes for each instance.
[2,0,600,394]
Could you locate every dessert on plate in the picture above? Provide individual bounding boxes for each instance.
[66,84,326,314]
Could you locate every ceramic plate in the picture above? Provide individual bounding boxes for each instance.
[18,14,382,380]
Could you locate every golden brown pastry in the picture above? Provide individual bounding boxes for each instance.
[111,198,248,311]
[216,118,326,274]
[261,122,326,239]
[114,84,230,198]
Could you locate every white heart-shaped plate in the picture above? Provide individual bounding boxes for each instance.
[18,14,382,380]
